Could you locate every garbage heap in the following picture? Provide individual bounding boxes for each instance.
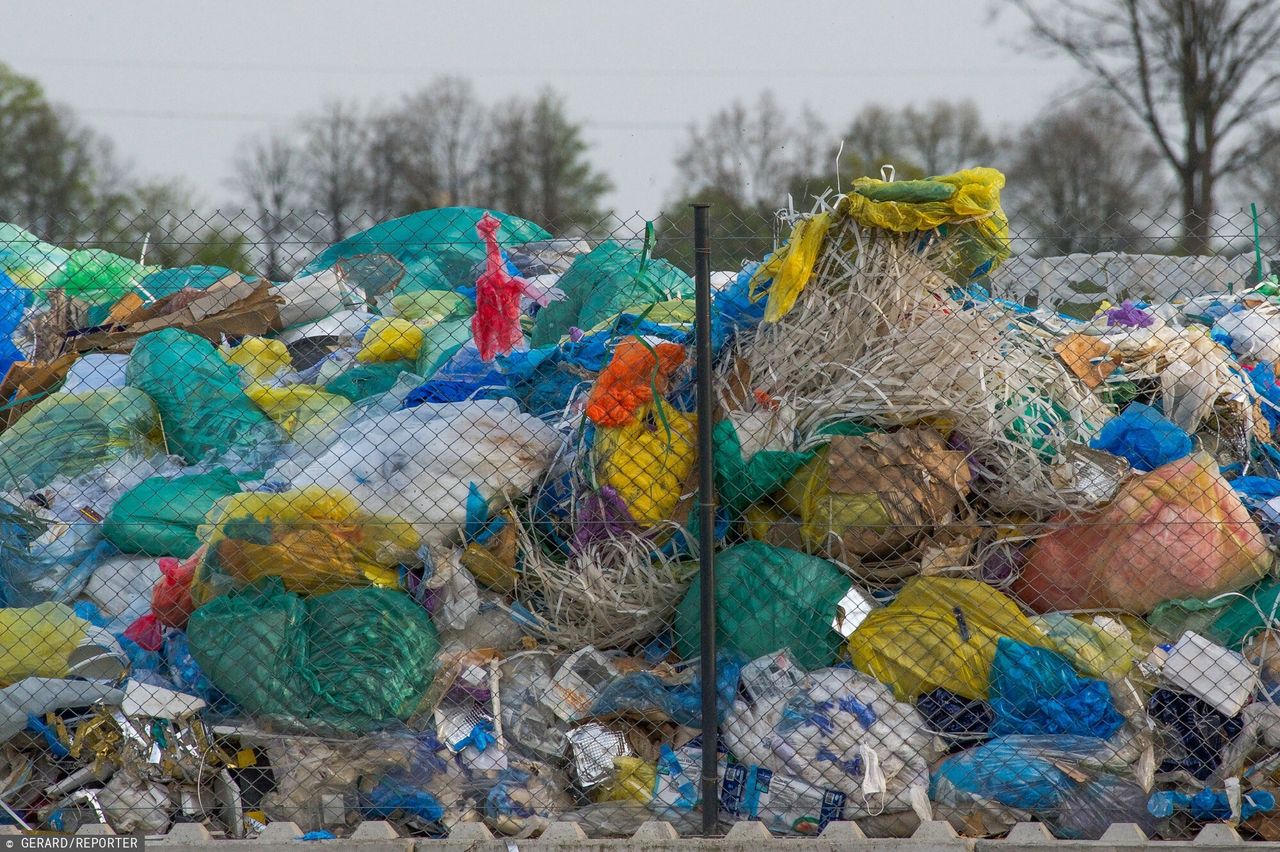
[2,178,1280,840]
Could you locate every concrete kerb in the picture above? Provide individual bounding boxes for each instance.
[98,819,1280,850]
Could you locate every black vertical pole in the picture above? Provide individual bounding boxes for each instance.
[693,203,718,836]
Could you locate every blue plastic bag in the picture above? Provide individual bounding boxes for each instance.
[710,262,766,354]
[1089,403,1193,472]
[591,651,745,727]
[988,638,1124,739]
[1148,787,1275,821]
[932,736,1079,810]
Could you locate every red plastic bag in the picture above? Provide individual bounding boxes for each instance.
[152,548,201,629]
[124,613,163,652]
[471,214,526,362]
[1015,453,1271,613]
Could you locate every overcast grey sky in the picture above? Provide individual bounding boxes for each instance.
[9,1,1078,217]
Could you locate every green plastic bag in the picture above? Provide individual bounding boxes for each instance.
[298,207,550,287]
[0,222,71,290]
[323,361,416,403]
[674,541,852,670]
[187,578,439,732]
[43,248,151,307]
[103,468,243,557]
[0,389,160,491]
[531,240,694,347]
[1148,576,1280,649]
[415,316,474,379]
[712,419,814,514]
[125,329,285,465]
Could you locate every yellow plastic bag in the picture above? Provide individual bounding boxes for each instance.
[1029,613,1140,682]
[838,167,1010,281]
[0,603,89,684]
[596,757,656,804]
[222,337,293,382]
[847,576,1048,702]
[192,487,419,606]
[596,401,696,527]
[357,318,425,363]
[749,212,832,323]
[244,383,353,445]
[388,290,473,323]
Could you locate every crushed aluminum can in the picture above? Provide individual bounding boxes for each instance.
[741,650,805,706]
[1049,442,1130,504]
[434,702,494,753]
[566,723,631,790]
[544,647,616,723]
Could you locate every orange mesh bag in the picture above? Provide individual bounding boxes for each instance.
[1014,453,1271,614]
[585,338,686,427]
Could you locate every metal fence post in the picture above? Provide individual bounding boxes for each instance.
[693,202,718,836]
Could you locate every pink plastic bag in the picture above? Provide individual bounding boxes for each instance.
[1014,453,1271,613]
[471,214,526,362]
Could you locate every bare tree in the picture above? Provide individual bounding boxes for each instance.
[900,101,998,175]
[1009,0,1280,255]
[835,100,996,182]
[300,99,369,243]
[1006,95,1166,254]
[232,131,304,279]
[675,90,825,210]
[480,90,612,230]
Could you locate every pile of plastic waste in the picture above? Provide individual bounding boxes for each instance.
[4,174,1280,841]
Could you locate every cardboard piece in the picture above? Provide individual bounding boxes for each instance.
[66,274,283,354]
[1055,333,1118,389]
[824,427,972,555]
[0,353,78,429]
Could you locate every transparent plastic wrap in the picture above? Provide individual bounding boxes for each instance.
[931,734,1154,838]
[0,388,161,491]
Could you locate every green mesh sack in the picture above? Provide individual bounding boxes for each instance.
[531,240,694,347]
[187,578,439,732]
[43,248,152,307]
[673,541,852,670]
[0,389,160,491]
[298,207,550,287]
[103,468,243,557]
[125,329,285,465]
[323,361,416,403]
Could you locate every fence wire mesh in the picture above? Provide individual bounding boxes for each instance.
[0,191,1279,842]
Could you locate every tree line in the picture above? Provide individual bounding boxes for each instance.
[2,0,1280,276]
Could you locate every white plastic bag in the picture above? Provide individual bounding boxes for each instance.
[722,667,934,819]
[288,399,563,544]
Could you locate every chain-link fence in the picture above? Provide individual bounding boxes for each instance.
[1,188,1280,842]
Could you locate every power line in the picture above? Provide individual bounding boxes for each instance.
[76,106,686,130]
